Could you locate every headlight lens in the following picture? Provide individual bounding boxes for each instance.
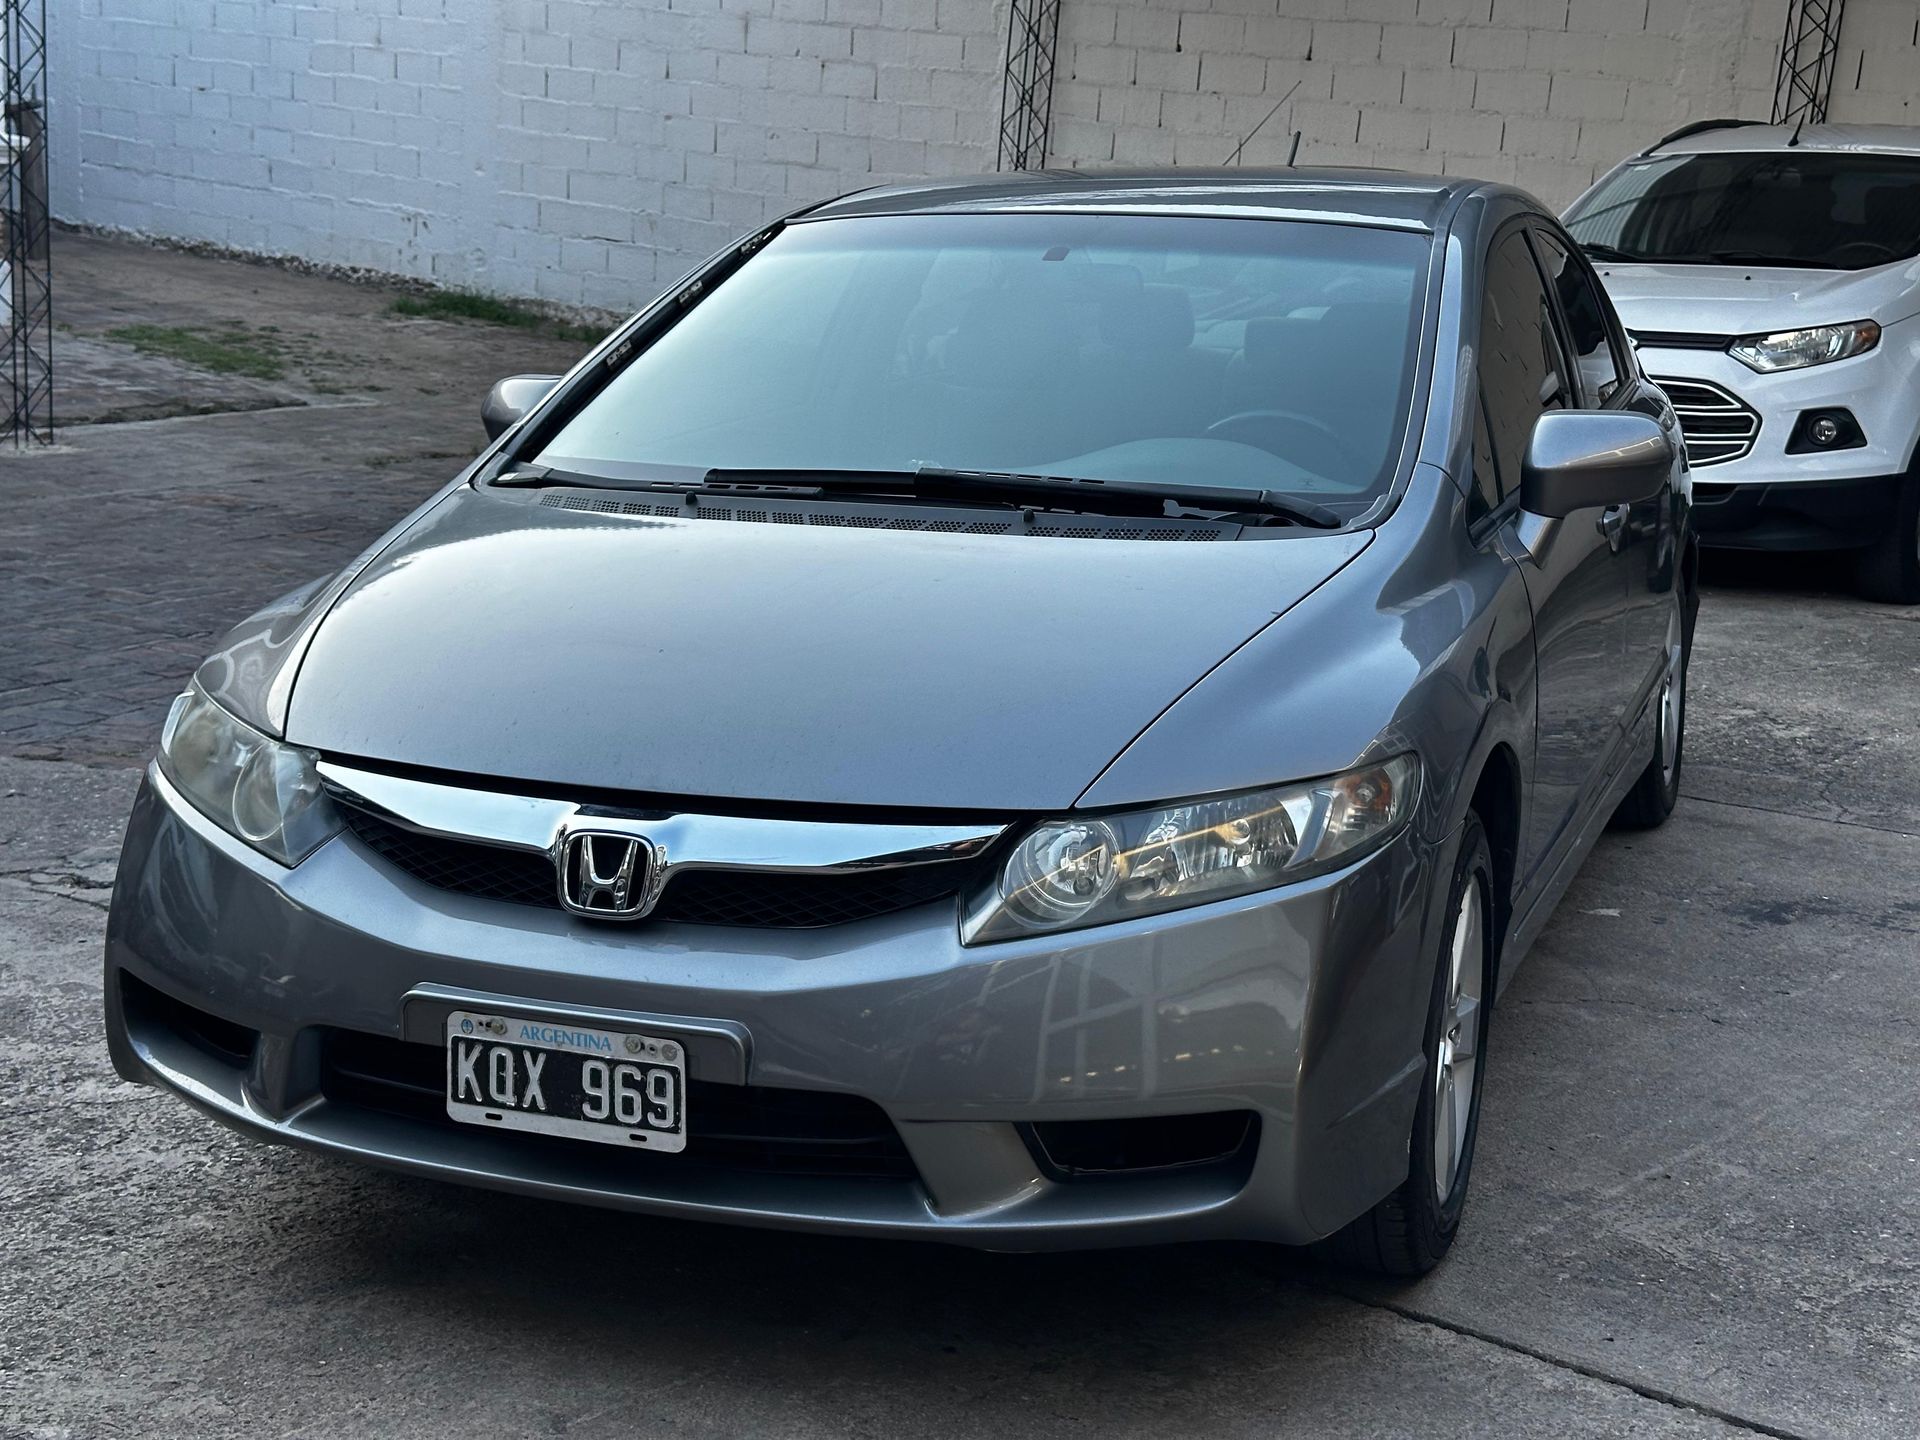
[1728,320,1879,373]
[963,755,1420,944]
[158,684,339,865]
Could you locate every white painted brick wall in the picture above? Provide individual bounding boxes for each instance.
[53,0,1916,309]
[50,0,1002,307]
[1053,0,1794,202]
[1828,0,1920,124]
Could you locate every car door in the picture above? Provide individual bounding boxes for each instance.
[1533,224,1680,727]
[1477,225,1637,890]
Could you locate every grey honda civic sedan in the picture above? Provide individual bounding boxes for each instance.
[106,170,1694,1274]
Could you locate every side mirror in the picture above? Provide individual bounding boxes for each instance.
[1520,410,1672,518]
[481,374,562,441]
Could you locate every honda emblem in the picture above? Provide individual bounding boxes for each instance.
[557,829,654,919]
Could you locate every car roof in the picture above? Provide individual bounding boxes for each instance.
[1654,121,1920,157]
[801,168,1480,233]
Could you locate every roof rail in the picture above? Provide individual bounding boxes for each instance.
[1637,118,1765,157]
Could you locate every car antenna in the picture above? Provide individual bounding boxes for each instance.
[1222,78,1302,166]
[1787,114,1806,147]
[1287,129,1303,167]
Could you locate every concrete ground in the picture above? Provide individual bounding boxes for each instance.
[2,233,1916,1440]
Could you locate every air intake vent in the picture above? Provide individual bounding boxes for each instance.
[1652,376,1761,467]
[319,1029,920,1181]
[536,491,1233,541]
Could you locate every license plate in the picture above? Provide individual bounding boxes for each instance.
[444,1010,687,1152]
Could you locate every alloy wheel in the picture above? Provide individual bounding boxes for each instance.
[1658,613,1686,786]
[1432,876,1484,1205]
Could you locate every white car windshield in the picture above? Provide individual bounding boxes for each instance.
[1566,150,1920,270]
[535,213,1430,504]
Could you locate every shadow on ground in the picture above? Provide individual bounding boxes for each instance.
[1698,546,1860,600]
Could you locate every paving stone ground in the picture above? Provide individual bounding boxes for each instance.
[1,233,1915,1440]
[1,231,594,764]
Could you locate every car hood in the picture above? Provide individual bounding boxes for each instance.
[285,486,1370,812]
[1595,259,1920,335]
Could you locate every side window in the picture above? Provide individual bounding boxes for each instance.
[1534,229,1626,405]
[1479,229,1570,496]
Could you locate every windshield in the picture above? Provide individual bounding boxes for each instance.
[1565,150,1920,270]
[533,214,1430,505]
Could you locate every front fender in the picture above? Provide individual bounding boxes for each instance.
[1077,466,1525,851]
[192,466,484,736]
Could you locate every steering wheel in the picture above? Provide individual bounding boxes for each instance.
[1206,409,1369,480]
[1827,239,1903,266]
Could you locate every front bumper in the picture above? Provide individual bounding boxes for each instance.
[105,766,1443,1249]
[1640,339,1915,550]
[1691,472,1907,551]
[1639,321,1920,503]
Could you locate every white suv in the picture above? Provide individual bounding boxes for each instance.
[1566,121,1920,602]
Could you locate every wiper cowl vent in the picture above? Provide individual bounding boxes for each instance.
[533,490,1237,541]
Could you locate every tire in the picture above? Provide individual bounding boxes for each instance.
[1855,476,1920,604]
[1318,815,1495,1277]
[1611,595,1690,831]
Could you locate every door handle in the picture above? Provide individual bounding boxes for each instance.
[1597,504,1629,550]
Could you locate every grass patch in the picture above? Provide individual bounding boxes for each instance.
[390,289,606,343]
[106,324,286,381]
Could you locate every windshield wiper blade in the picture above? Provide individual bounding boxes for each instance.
[1698,250,1834,268]
[1577,241,1643,263]
[492,463,1344,527]
[1184,488,1344,529]
[701,466,1345,527]
[907,467,1347,526]
[497,465,940,496]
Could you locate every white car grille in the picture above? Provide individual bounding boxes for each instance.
[1652,376,1761,467]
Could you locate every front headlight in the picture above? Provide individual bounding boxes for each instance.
[158,684,340,865]
[962,755,1420,944]
[1728,320,1879,373]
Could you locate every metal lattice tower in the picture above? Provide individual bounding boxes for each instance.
[3,0,52,446]
[997,0,1061,171]
[1772,0,1848,126]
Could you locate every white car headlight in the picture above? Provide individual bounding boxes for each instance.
[158,684,339,865]
[962,755,1421,944]
[1728,320,1879,373]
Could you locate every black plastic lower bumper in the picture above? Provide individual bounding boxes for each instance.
[1692,474,1907,552]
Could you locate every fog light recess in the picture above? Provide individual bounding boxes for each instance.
[1786,409,1865,454]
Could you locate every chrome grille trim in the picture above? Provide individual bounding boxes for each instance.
[317,760,1008,876]
[1651,375,1761,467]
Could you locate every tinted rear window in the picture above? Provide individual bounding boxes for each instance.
[1565,150,1920,270]
[536,214,1431,507]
